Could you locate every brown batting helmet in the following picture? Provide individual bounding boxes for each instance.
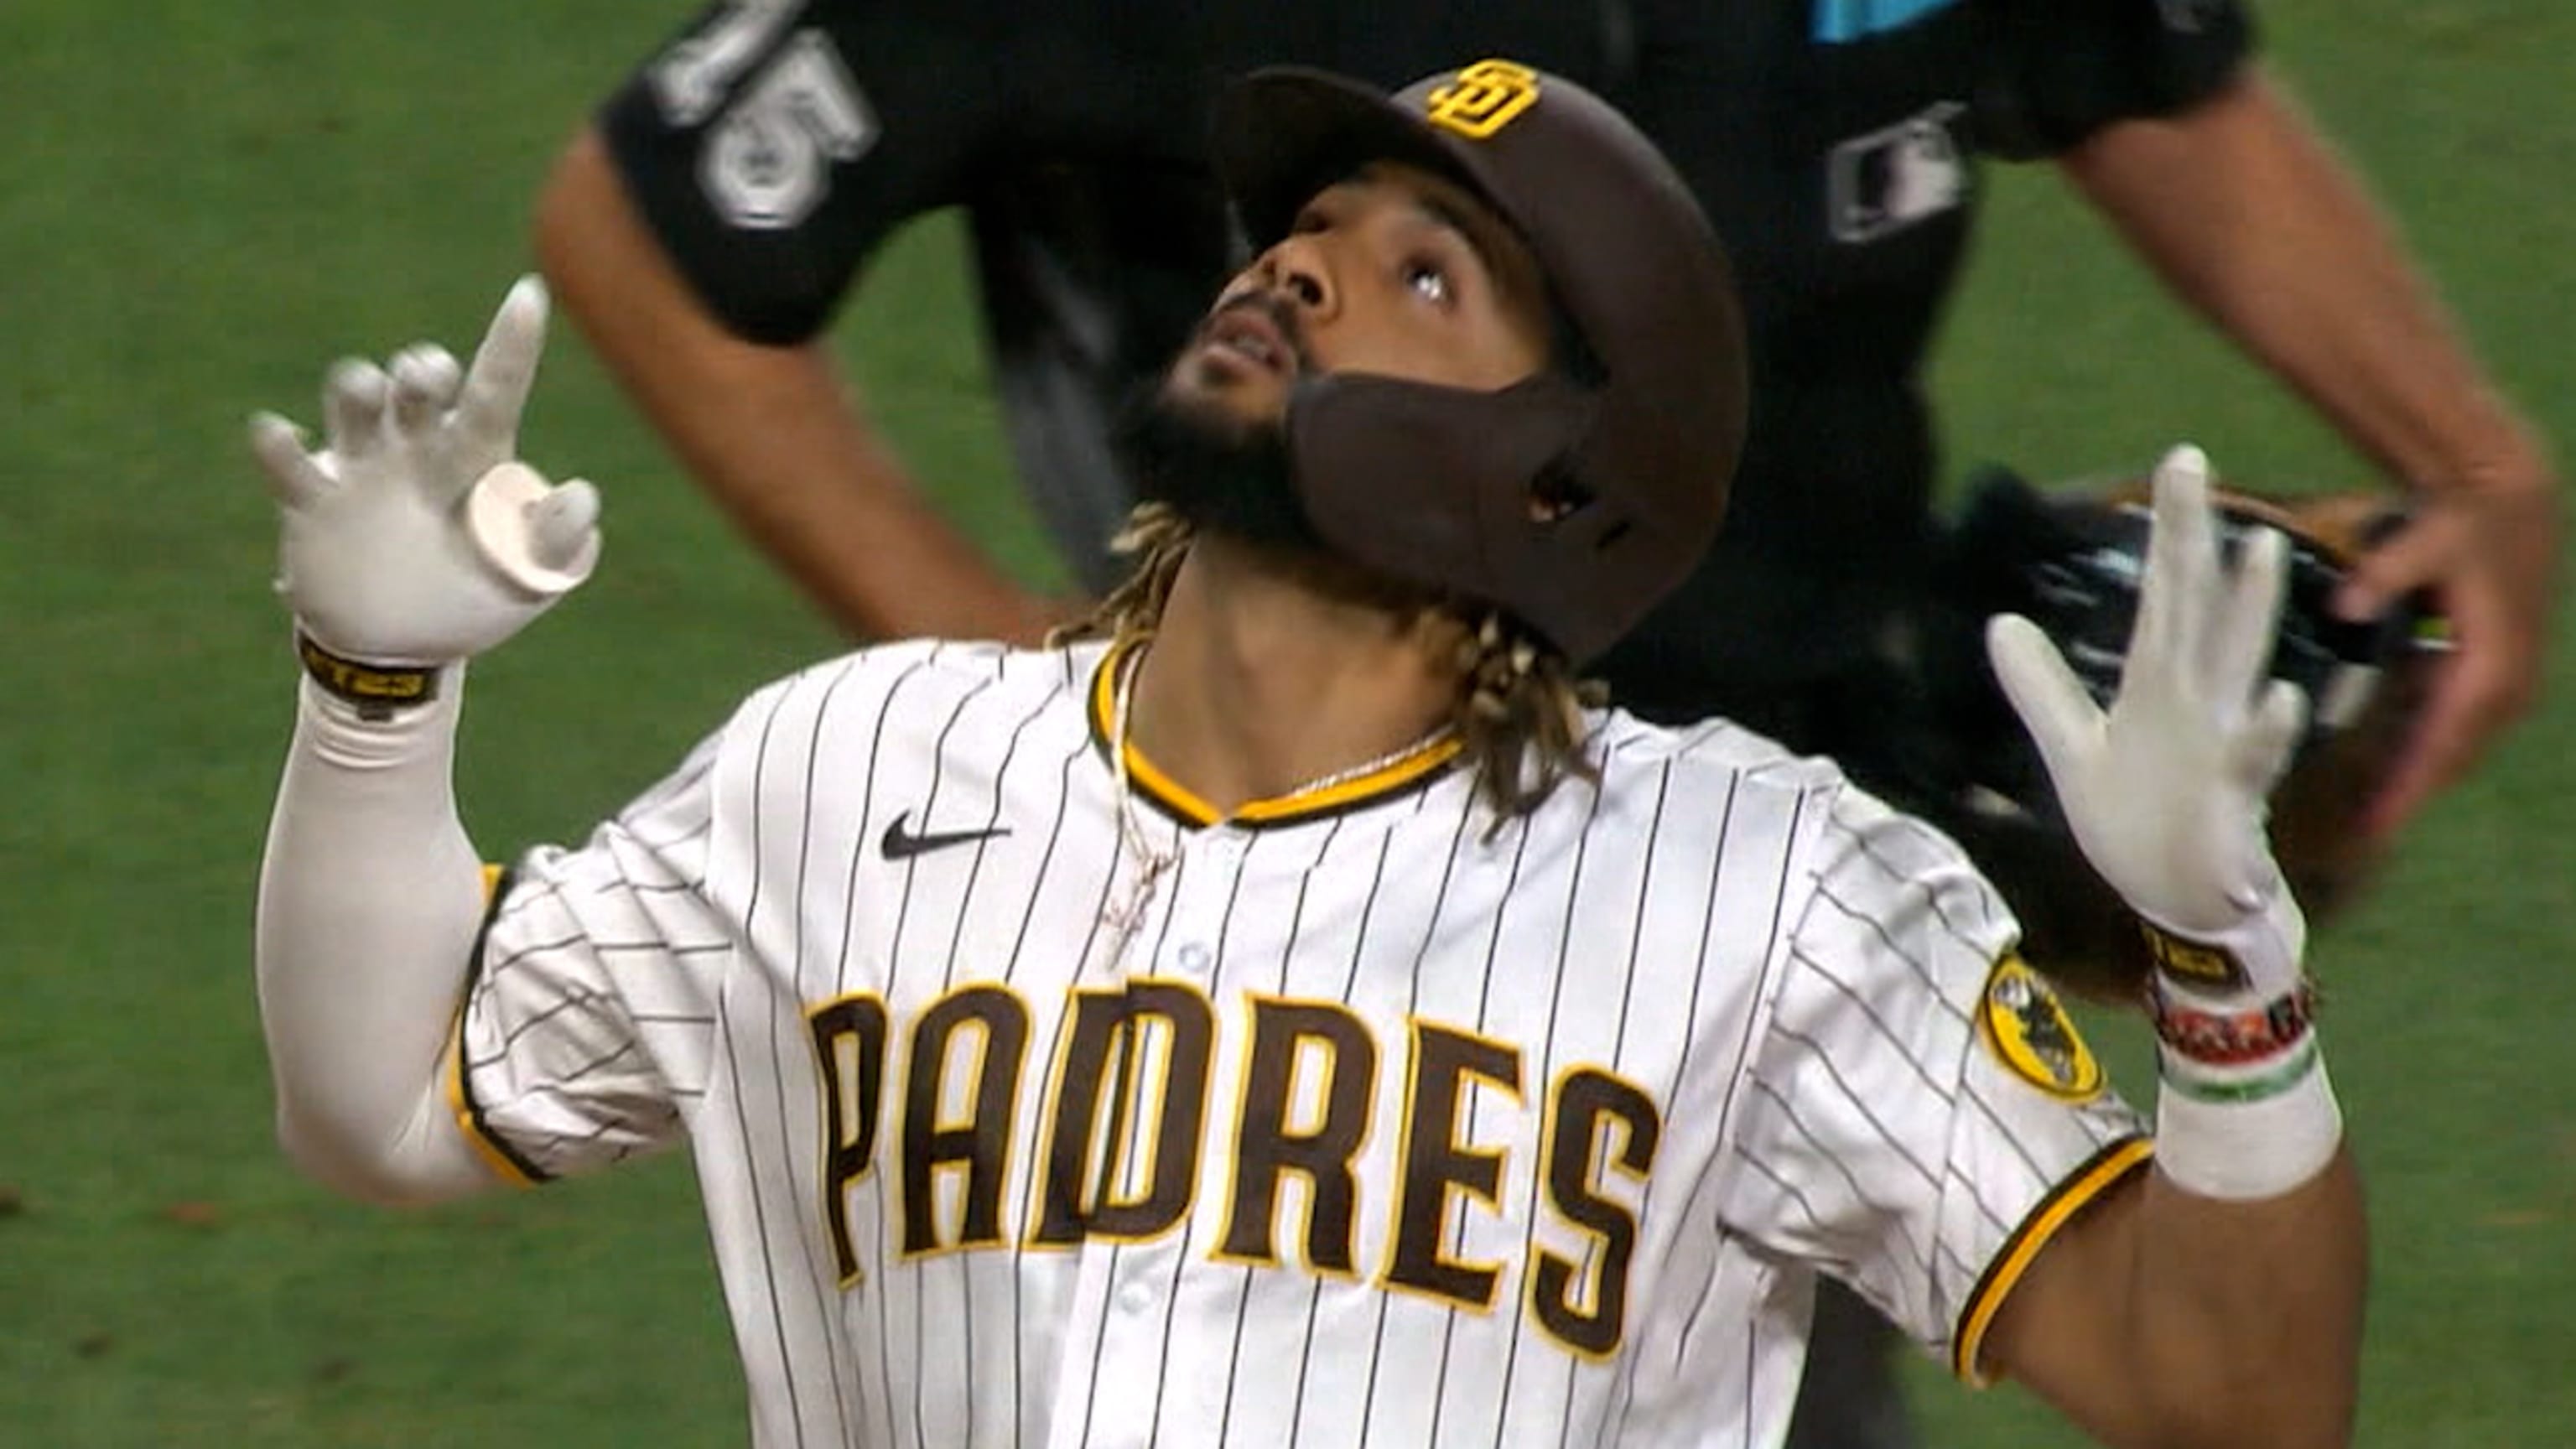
[1211,60,1749,665]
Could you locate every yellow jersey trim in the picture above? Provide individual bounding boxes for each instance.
[442,864,547,1188]
[1951,1135,2153,1385]
[1088,641,1462,828]
[444,1023,540,1189]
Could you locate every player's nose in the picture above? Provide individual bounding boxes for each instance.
[1250,235,1335,322]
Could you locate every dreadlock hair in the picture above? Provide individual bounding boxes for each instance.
[1051,504,1607,825]
[1452,609,1607,824]
[1046,502,1194,654]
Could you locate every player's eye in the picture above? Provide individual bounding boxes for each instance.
[1403,258,1453,308]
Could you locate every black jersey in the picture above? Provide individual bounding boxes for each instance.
[1597,0,2251,726]
[600,0,2250,725]
[600,0,1615,592]
[600,1,1612,342]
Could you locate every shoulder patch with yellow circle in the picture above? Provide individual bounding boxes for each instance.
[1979,954,2106,1101]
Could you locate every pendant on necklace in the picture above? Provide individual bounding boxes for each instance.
[1100,851,1172,957]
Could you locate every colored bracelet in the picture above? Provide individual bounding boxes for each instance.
[298,631,439,719]
[2148,979,2319,1067]
[2158,1036,2324,1105]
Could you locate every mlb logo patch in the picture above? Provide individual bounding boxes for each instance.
[1826,101,1966,244]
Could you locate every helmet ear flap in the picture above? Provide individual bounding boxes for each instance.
[1286,370,1621,649]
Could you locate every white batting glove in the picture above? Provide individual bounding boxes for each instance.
[249,275,600,673]
[1986,445,2310,987]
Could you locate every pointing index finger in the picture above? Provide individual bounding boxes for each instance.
[455,275,550,451]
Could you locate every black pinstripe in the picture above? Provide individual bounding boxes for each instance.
[1284,808,1413,1449]
[1073,844,1190,1449]
[1416,793,1536,1449]
[823,655,931,1449]
[926,667,1063,1449]
[1003,727,1114,1449]
[1673,783,1823,1369]
[1741,1280,1760,1447]
[891,667,1001,1449]
[1214,815,1344,1449]
[1552,760,1670,1449]
[491,986,612,1052]
[727,667,816,1449]
[1353,783,1483,1449]
[1780,942,1966,1097]
[1806,885,1977,1030]
[787,658,879,1439]
[1144,834,1253,1449]
[1729,1140,1840,1240]
[1765,1025,1949,1192]
[1602,761,1732,1442]
[1738,1074,1939,1283]
[1487,766,1608,1449]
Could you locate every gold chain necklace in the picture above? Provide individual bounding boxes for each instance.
[1098,643,1455,958]
[1101,645,1179,956]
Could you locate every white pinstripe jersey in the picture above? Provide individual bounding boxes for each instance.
[452,637,2149,1449]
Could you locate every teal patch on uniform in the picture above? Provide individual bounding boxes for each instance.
[1813,0,1962,44]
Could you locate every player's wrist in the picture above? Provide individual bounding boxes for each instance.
[295,630,453,719]
[2132,882,2307,1005]
[2153,1052,2341,1201]
[292,628,465,756]
[2142,892,2340,1200]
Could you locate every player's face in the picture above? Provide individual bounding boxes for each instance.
[1166,163,1554,429]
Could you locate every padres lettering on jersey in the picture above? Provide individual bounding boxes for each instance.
[803,979,1662,1354]
[453,639,2147,1449]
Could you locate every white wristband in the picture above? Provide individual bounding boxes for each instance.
[2153,1047,2344,1201]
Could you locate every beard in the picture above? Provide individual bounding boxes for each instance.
[1109,379,1451,619]
[1109,382,1329,556]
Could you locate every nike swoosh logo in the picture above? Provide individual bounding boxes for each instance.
[880,811,1012,861]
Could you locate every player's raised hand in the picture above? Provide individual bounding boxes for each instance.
[250,275,601,669]
[1986,444,2309,947]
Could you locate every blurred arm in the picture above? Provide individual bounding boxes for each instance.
[257,679,500,1205]
[532,124,1062,645]
[2060,66,2559,828]
[2060,66,2545,496]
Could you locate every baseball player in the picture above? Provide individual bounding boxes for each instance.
[255,61,2364,1449]
[546,13,2557,1430]
[539,6,2558,1443]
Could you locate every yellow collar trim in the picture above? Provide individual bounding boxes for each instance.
[1088,640,1463,828]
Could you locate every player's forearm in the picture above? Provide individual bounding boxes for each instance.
[532,127,1060,645]
[627,336,1057,643]
[1998,1145,2366,1449]
[2121,1150,2367,1449]
[2064,66,2551,496]
[257,677,498,1205]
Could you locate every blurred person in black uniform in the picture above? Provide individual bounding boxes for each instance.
[530,3,2559,1444]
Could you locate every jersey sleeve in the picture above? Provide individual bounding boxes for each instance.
[448,734,736,1185]
[1971,0,2258,159]
[594,0,1007,345]
[1716,787,2150,1380]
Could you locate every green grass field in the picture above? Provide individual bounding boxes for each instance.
[2,2,2569,1444]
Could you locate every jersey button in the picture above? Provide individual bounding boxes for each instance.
[1175,943,1213,975]
[1117,1280,1156,1314]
